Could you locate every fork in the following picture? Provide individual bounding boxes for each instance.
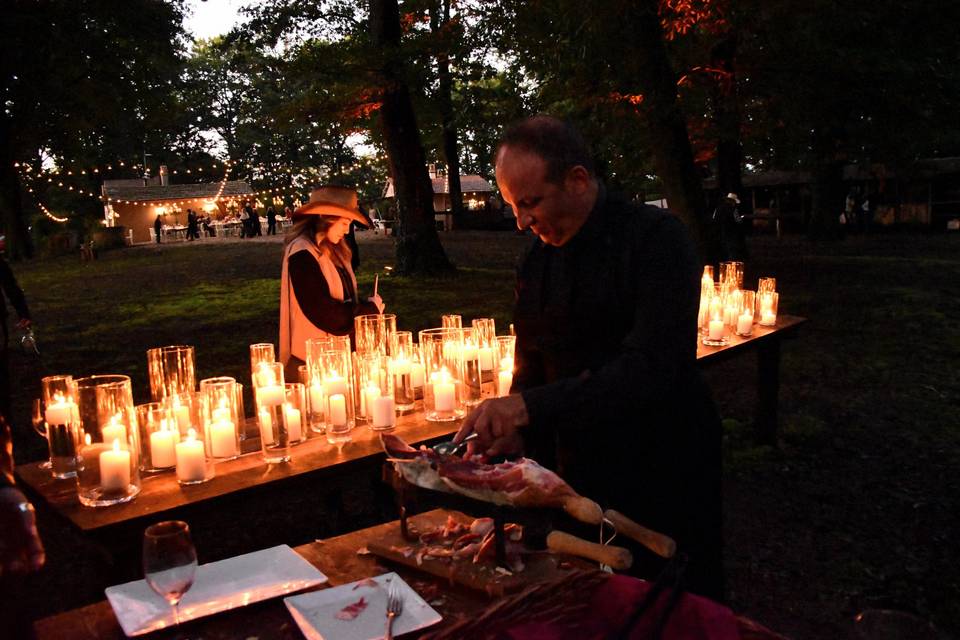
[385,580,405,639]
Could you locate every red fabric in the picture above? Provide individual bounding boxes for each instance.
[504,574,740,640]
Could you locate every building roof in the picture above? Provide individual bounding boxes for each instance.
[103,180,254,203]
[383,175,493,198]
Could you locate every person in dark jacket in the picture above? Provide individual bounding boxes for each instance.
[266,206,277,235]
[186,209,199,241]
[713,192,747,261]
[0,257,31,420]
[154,215,163,243]
[454,116,723,599]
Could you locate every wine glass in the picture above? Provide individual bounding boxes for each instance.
[31,399,51,470]
[143,521,198,626]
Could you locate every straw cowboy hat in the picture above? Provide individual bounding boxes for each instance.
[293,185,371,227]
[725,192,740,204]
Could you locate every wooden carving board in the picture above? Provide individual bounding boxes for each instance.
[366,510,567,597]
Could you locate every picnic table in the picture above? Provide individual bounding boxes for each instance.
[32,509,785,640]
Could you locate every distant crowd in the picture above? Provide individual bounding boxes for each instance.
[153,202,293,243]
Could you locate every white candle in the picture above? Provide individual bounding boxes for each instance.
[708,319,725,341]
[389,357,411,376]
[284,404,302,441]
[101,414,127,446]
[328,394,347,428]
[171,400,190,434]
[478,347,494,371]
[432,371,456,412]
[363,385,379,419]
[210,419,237,457]
[497,369,514,397]
[255,363,276,387]
[442,341,460,362]
[149,427,177,468]
[500,356,514,371]
[175,430,206,482]
[761,311,777,326]
[257,384,284,407]
[44,394,76,425]
[309,383,324,414]
[322,374,348,399]
[461,341,478,362]
[724,306,738,327]
[410,362,425,388]
[259,408,274,445]
[372,395,395,429]
[212,403,231,423]
[99,440,130,491]
[736,312,754,336]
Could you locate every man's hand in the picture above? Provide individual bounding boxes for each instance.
[453,394,529,457]
[0,487,45,577]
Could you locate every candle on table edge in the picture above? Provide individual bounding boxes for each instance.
[210,419,237,457]
[44,393,76,425]
[410,362,426,388]
[708,319,725,341]
[497,370,514,397]
[328,394,347,428]
[372,395,395,428]
[175,429,206,482]
[99,439,130,491]
[149,426,177,468]
[284,404,302,441]
[432,370,456,412]
[736,312,754,336]
[478,347,494,371]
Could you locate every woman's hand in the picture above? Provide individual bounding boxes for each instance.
[368,294,385,313]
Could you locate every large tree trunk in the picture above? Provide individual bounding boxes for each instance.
[0,115,32,261]
[431,0,464,224]
[628,1,715,264]
[370,0,453,275]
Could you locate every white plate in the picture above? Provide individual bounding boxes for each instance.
[106,544,327,636]
[285,572,442,640]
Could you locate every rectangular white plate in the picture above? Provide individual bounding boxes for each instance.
[106,544,327,636]
[285,572,442,640]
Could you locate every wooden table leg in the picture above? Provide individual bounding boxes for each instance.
[756,337,781,445]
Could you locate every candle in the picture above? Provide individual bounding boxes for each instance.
[410,362,425,389]
[461,341,478,362]
[724,306,738,327]
[257,384,284,407]
[309,383,324,414]
[736,312,754,336]
[212,401,231,423]
[149,425,177,468]
[761,311,777,326]
[101,414,127,446]
[389,357,411,376]
[372,395,395,429]
[44,393,76,425]
[256,362,276,387]
[171,397,191,433]
[322,373,348,399]
[497,369,513,397]
[259,408,274,445]
[328,394,347,428]
[284,404,302,441]
[432,370,456,412]
[478,347,494,371]
[210,419,237,457]
[175,430,206,482]
[99,439,130,491]
[363,384,380,419]
[442,341,460,362]
[708,319,725,341]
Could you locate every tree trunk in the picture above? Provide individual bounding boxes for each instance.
[370,0,453,275]
[432,0,464,223]
[628,1,714,264]
[0,115,33,261]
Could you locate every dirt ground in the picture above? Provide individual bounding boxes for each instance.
[6,229,959,638]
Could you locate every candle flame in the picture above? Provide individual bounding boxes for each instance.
[112,439,121,452]
[85,433,92,446]
[53,391,66,403]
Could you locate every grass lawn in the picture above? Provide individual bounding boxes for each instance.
[7,229,960,638]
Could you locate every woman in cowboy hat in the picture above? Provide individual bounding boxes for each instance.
[279,186,384,378]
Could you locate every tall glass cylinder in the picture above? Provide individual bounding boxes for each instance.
[200,377,240,460]
[495,335,517,397]
[39,375,82,479]
[146,345,196,401]
[253,362,290,463]
[419,328,466,422]
[441,314,462,329]
[736,290,756,337]
[719,261,744,290]
[75,375,140,507]
[164,392,197,437]
[757,276,777,295]
[758,291,779,326]
[300,364,325,434]
[471,318,497,387]
[354,313,397,357]
[701,286,728,347]
[318,348,354,445]
[460,327,483,406]
[249,343,275,372]
[136,402,176,472]
[389,331,416,412]
[284,383,307,444]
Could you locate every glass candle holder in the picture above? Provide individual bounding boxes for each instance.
[253,362,290,463]
[723,289,743,328]
[441,314,462,329]
[757,276,777,295]
[356,354,395,431]
[284,383,307,445]
[758,291,779,326]
[472,318,497,385]
[496,335,517,364]
[719,261,744,290]
[736,290,756,337]
[76,434,141,507]
[175,427,215,485]
[38,375,82,479]
[701,287,728,347]
[354,313,397,357]
[389,331,417,412]
[460,327,483,406]
[420,328,466,422]
[200,377,240,460]
[147,345,196,401]
[318,348,354,445]
[495,336,517,397]
[137,402,177,472]
[249,343,275,373]
[300,364,325,434]
[410,343,426,401]
[164,392,196,437]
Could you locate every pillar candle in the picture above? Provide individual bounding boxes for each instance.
[100,440,130,491]
[737,312,754,336]
[101,415,127,446]
[323,375,348,400]
[761,310,777,326]
[497,370,514,397]
[149,427,177,468]
[432,371,456,412]
[372,395,395,429]
[461,341,478,362]
[45,395,76,425]
[328,394,347,428]
[212,403,231,423]
[175,431,206,482]
[284,404,302,441]
[708,319,725,341]
[259,408,274,445]
[389,357,411,376]
[256,363,276,387]
[478,347,494,371]
[410,362,425,389]
[210,419,237,457]
[257,384,284,407]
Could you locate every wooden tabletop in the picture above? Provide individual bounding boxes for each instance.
[696,314,806,364]
[16,410,460,533]
[31,509,554,640]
